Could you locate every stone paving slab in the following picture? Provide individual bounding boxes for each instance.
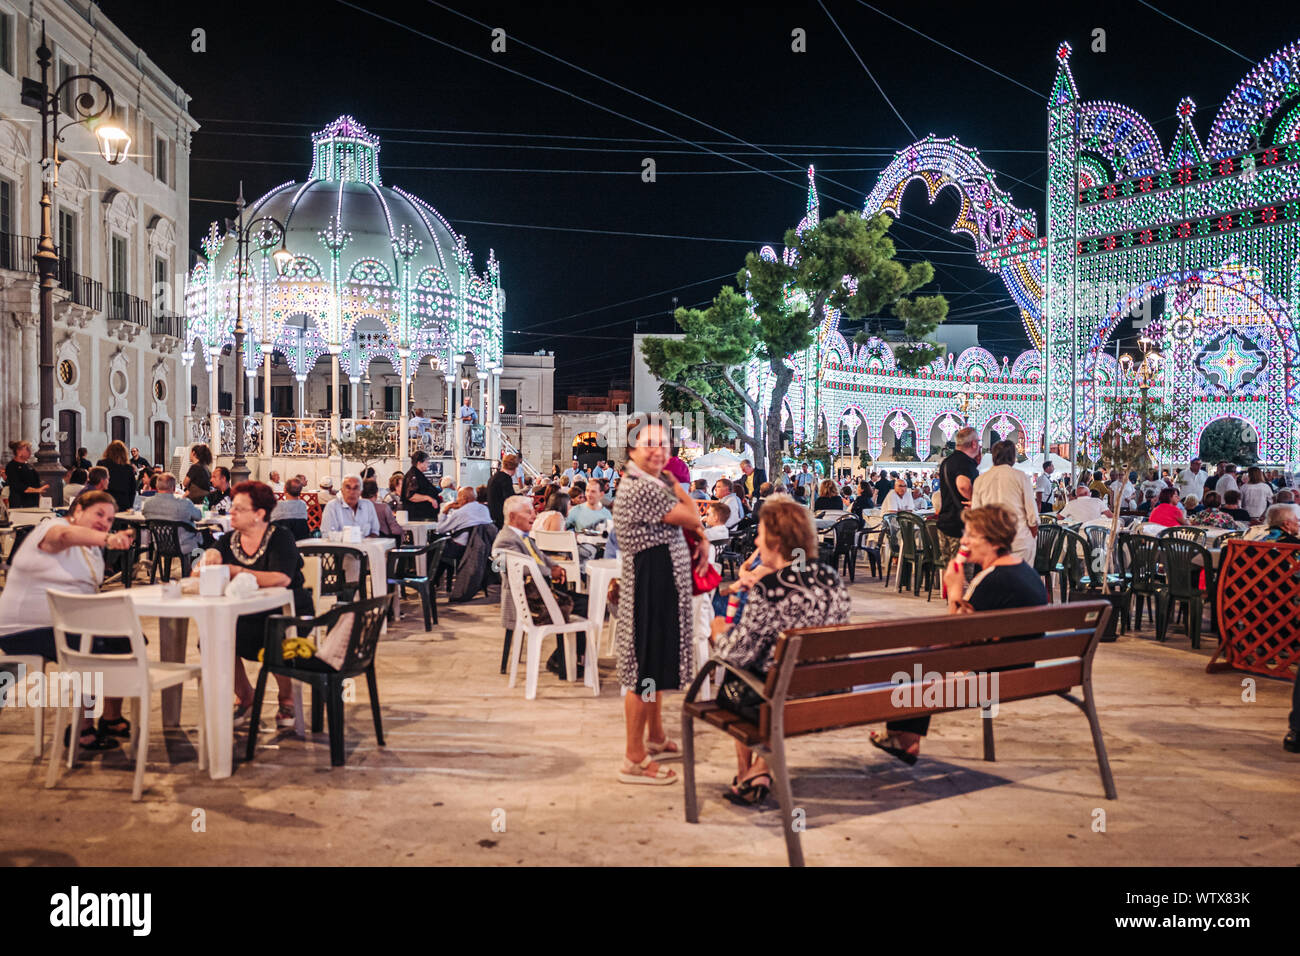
[1,575,1297,866]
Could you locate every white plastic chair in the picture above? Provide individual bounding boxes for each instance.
[44,589,206,801]
[531,529,583,592]
[502,553,597,699]
[0,652,48,756]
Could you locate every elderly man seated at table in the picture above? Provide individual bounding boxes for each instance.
[437,485,494,562]
[1262,502,1300,543]
[271,478,309,522]
[1058,484,1113,524]
[713,477,744,530]
[321,475,380,537]
[881,477,916,514]
[141,473,203,555]
[492,495,589,678]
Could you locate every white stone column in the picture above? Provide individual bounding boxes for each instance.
[208,347,221,455]
[330,350,341,478]
[490,369,501,463]
[398,349,410,465]
[476,370,487,461]
[295,375,305,421]
[262,345,273,458]
[182,352,194,448]
[350,377,360,422]
[19,316,38,444]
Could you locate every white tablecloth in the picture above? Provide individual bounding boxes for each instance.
[127,584,293,779]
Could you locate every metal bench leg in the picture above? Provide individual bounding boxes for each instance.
[982,714,995,761]
[682,710,699,824]
[765,739,803,867]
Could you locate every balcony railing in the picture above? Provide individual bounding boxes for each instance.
[59,263,102,311]
[0,232,40,274]
[151,312,184,339]
[108,290,151,326]
[188,415,498,460]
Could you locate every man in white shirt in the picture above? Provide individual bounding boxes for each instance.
[881,478,916,513]
[1058,485,1113,524]
[561,458,580,481]
[458,397,478,426]
[267,470,285,495]
[1034,461,1056,514]
[1176,458,1207,500]
[320,476,380,537]
[436,486,493,550]
[1216,464,1240,499]
[795,464,816,495]
[712,478,744,529]
[1108,469,1138,511]
[317,475,337,503]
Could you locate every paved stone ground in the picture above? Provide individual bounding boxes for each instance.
[1,568,1296,867]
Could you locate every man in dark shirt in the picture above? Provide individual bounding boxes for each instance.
[129,447,150,474]
[207,466,232,511]
[935,426,981,568]
[875,471,894,501]
[487,453,520,528]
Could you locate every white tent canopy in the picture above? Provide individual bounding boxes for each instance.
[1015,452,1071,475]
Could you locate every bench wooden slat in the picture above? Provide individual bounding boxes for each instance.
[783,630,1093,695]
[771,661,1084,738]
[778,603,1109,661]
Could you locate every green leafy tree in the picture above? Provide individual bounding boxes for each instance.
[330,424,394,476]
[640,285,767,463]
[739,211,947,474]
[1197,418,1258,466]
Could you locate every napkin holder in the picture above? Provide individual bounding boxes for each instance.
[198,564,230,597]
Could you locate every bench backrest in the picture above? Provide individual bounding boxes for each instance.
[758,601,1111,741]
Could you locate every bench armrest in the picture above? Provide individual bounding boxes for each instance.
[683,652,770,706]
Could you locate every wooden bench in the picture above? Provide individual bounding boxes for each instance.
[681,600,1116,866]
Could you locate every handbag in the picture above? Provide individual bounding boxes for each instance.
[688,531,721,595]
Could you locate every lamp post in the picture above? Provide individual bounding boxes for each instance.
[22,23,130,505]
[1134,336,1161,472]
[224,182,292,486]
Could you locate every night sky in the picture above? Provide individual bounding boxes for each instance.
[97,0,1300,398]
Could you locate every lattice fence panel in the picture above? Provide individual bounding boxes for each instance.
[1209,540,1300,681]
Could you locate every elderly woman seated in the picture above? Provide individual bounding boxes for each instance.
[869,504,1049,765]
[1262,503,1300,543]
[1189,490,1237,529]
[708,498,850,806]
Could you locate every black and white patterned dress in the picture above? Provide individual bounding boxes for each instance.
[612,462,694,692]
[713,562,850,678]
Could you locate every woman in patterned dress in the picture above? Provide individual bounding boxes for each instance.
[709,497,850,804]
[613,421,710,785]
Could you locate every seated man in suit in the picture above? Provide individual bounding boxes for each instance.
[492,495,589,679]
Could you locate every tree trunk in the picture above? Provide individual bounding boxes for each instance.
[764,360,794,479]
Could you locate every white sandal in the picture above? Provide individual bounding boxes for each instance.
[618,755,678,785]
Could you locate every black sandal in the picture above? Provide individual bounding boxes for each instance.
[64,727,120,751]
[723,772,772,807]
[98,717,131,738]
[870,733,919,766]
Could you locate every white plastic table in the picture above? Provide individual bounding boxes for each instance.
[583,558,622,655]
[127,583,293,779]
[299,537,394,598]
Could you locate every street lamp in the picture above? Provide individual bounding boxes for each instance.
[22,23,130,504]
[224,181,292,485]
[955,389,985,426]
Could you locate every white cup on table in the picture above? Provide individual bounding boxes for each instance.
[198,564,230,597]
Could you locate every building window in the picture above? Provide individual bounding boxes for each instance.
[499,388,517,415]
[0,11,13,76]
[155,136,168,185]
[111,234,127,293]
[154,256,168,311]
[58,208,77,272]
[58,60,78,117]
[0,178,12,270]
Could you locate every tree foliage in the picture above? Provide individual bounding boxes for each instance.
[1197,418,1258,466]
[330,425,394,474]
[641,211,947,476]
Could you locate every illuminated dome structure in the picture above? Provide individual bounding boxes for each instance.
[184,115,505,462]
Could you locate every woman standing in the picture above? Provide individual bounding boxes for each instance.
[198,481,313,730]
[402,451,440,521]
[970,439,1039,562]
[97,440,137,513]
[1241,466,1273,521]
[183,443,213,504]
[5,440,47,508]
[613,420,710,785]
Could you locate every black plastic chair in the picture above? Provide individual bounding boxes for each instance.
[385,535,449,630]
[1158,525,1207,545]
[1156,537,1216,649]
[1058,528,1129,636]
[246,595,390,767]
[894,513,935,597]
[297,543,371,604]
[1031,523,1068,602]
[272,517,313,541]
[1120,532,1167,633]
[818,515,862,583]
[145,519,196,583]
[878,514,901,587]
[104,517,138,588]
